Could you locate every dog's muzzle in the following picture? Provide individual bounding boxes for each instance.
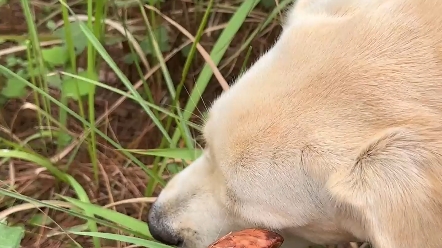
[148,202,184,247]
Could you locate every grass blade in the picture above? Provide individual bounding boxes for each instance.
[122,148,202,161]
[0,65,166,186]
[0,189,150,239]
[61,196,152,238]
[69,232,173,248]
[170,0,260,144]
[0,150,69,182]
[0,150,99,245]
[58,1,172,144]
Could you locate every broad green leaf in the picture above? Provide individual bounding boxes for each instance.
[27,65,47,78]
[123,53,139,65]
[56,133,72,146]
[122,148,203,161]
[69,232,172,248]
[105,36,126,46]
[5,56,19,67]
[260,0,276,8]
[41,46,68,66]
[46,20,57,31]
[180,44,192,58]
[42,5,51,13]
[47,73,63,88]
[140,25,170,55]
[61,71,97,100]
[123,26,171,64]
[0,222,25,248]
[29,213,53,226]
[61,196,152,238]
[1,77,27,98]
[53,22,88,55]
[166,163,183,174]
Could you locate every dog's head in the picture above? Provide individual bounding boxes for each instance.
[147,0,442,247]
[146,7,347,245]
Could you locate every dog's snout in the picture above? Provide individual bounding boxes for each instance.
[148,203,183,246]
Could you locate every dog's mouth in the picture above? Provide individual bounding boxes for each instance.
[172,240,184,248]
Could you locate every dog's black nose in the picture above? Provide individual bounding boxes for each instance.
[148,204,183,246]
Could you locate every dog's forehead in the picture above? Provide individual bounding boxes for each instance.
[202,0,442,167]
[203,20,363,137]
[202,23,354,157]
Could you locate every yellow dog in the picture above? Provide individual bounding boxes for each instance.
[148,0,442,247]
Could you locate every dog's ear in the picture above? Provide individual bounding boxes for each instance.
[326,127,442,247]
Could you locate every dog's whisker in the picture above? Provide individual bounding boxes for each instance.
[181,79,206,120]
[190,77,211,114]
[214,204,230,241]
[161,102,206,125]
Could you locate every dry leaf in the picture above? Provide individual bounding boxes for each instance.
[208,229,284,248]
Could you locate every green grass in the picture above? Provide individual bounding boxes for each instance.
[0,0,286,247]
